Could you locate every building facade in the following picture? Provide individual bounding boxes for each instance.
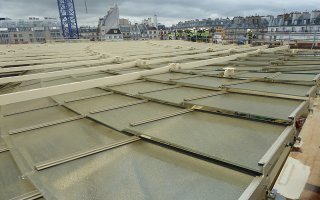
[79,26,99,41]
[0,17,63,44]
[171,10,320,43]
[266,10,320,41]
[98,4,123,41]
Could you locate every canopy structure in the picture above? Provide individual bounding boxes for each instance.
[0,41,319,200]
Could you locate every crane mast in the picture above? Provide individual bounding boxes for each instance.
[57,0,79,39]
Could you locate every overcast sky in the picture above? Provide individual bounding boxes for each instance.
[0,0,318,26]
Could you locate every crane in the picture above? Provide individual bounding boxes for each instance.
[57,0,79,39]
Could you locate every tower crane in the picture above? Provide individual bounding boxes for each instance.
[56,0,79,39]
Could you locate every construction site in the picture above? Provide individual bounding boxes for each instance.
[0,0,320,199]
[0,40,319,200]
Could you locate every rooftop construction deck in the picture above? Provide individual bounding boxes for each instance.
[0,41,319,200]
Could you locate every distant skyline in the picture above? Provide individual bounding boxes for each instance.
[0,0,318,26]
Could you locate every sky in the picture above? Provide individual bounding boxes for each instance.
[0,0,318,26]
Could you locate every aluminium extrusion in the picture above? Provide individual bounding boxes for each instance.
[258,126,295,175]
[89,99,148,114]
[34,136,140,171]
[63,92,113,103]
[0,66,171,106]
[0,54,105,68]
[129,109,194,126]
[178,46,288,70]
[0,47,253,85]
[238,176,265,200]
[183,91,228,101]
[0,48,274,106]
[182,102,292,125]
[137,85,181,94]
[288,101,309,121]
[226,88,310,101]
[3,103,59,117]
[9,115,85,135]
[8,190,43,200]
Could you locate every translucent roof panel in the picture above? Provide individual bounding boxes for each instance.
[174,76,242,89]
[91,102,183,131]
[273,73,318,82]
[108,81,174,95]
[2,97,56,115]
[234,72,275,79]
[130,111,286,172]
[188,93,304,121]
[227,81,313,97]
[2,106,77,133]
[52,88,108,102]
[288,70,320,74]
[65,94,140,114]
[141,86,218,105]
[0,138,5,148]
[28,141,255,200]
[144,72,197,82]
[0,151,38,200]
[5,118,129,174]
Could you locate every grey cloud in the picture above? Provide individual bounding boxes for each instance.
[0,0,318,26]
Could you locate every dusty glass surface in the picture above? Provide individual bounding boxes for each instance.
[29,141,254,200]
[227,81,312,96]
[6,118,129,171]
[190,93,303,120]
[2,106,77,133]
[289,70,320,74]
[0,152,38,200]
[91,102,183,131]
[52,88,107,102]
[273,73,318,82]
[0,137,5,147]
[65,94,139,114]
[174,76,241,88]
[235,72,274,78]
[142,86,217,105]
[144,72,195,82]
[108,81,174,95]
[131,111,285,172]
[2,97,57,115]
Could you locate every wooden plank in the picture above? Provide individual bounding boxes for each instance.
[290,97,320,200]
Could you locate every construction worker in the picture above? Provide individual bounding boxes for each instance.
[247,29,253,45]
[168,32,172,40]
[192,28,197,42]
[204,29,210,42]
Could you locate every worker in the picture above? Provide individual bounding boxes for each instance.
[247,29,253,45]
[168,32,172,40]
[175,30,179,40]
[204,29,210,43]
[192,28,197,42]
